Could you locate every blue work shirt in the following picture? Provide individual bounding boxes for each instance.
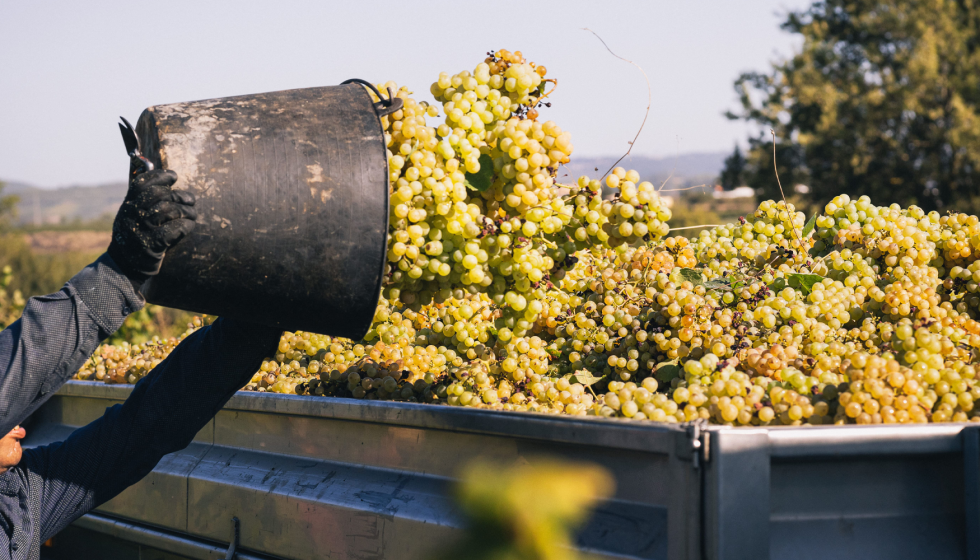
[0,254,280,559]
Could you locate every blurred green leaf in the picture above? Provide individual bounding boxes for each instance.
[678,268,704,286]
[801,213,817,239]
[566,370,601,387]
[704,279,731,292]
[464,154,495,192]
[787,273,822,295]
[437,457,613,560]
[769,277,787,292]
[654,360,681,384]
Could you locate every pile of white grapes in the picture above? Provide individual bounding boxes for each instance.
[76,50,980,426]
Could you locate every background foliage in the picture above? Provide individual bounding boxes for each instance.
[0,180,194,341]
[726,0,980,211]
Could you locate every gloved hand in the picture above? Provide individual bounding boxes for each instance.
[108,169,197,286]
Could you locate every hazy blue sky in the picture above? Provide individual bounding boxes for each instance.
[0,0,810,188]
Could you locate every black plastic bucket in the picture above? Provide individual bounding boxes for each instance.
[133,82,393,339]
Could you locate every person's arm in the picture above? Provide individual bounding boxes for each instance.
[21,317,280,542]
[0,253,142,437]
[0,167,197,436]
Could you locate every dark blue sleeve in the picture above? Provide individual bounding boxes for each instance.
[22,317,280,542]
[0,253,142,437]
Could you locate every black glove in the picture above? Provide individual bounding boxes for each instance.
[108,169,197,286]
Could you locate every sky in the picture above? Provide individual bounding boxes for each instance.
[0,0,811,188]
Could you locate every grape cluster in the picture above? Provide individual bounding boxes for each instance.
[76,316,211,384]
[379,49,670,344]
[77,51,980,428]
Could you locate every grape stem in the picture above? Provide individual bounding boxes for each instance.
[668,224,723,231]
[536,79,559,105]
[582,28,651,180]
[659,183,713,193]
[770,129,805,251]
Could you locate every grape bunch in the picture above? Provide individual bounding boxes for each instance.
[77,50,980,429]
[379,49,671,341]
[76,316,212,385]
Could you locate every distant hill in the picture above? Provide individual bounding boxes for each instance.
[558,152,726,189]
[0,151,728,226]
[0,180,126,226]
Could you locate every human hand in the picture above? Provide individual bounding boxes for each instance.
[107,169,197,284]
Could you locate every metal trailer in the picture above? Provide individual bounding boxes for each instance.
[26,381,980,560]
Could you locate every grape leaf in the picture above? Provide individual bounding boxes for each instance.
[654,360,681,383]
[567,370,601,387]
[802,212,817,239]
[787,273,823,295]
[678,268,704,286]
[464,153,495,192]
[704,279,731,291]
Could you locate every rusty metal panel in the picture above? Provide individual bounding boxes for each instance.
[218,390,684,455]
[93,444,208,531]
[29,382,690,560]
[199,411,680,559]
[767,424,971,560]
[186,446,459,560]
[37,382,980,560]
[702,429,770,560]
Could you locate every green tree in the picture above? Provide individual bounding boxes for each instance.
[720,145,747,189]
[728,0,980,211]
[0,182,19,229]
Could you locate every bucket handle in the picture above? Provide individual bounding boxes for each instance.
[342,79,404,117]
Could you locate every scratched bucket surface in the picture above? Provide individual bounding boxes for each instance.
[134,84,388,339]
